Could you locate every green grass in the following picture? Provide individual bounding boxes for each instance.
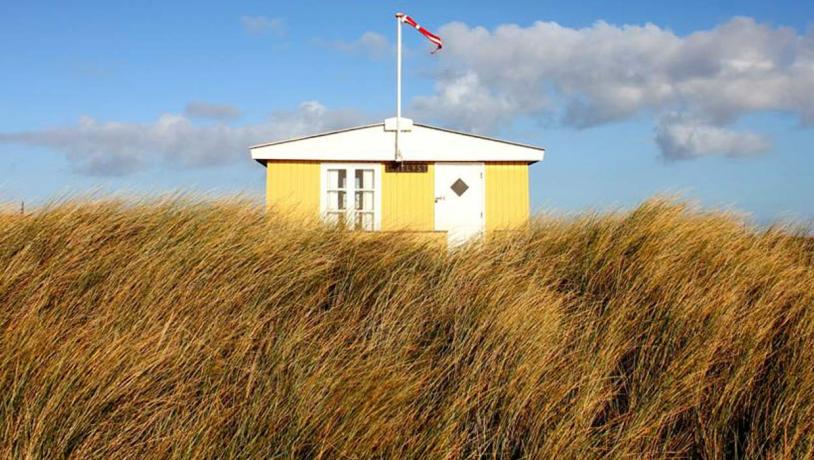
[1,197,813,458]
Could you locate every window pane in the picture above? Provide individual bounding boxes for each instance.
[355,191,373,211]
[364,170,374,189]
[328,191,345,210]
[330,212,348,226]
[329,169,346,189]
[328,212,350,227]
[355,212,374,231]
[355,169,374,189]
[363,191,373,211]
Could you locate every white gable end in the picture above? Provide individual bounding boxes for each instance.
[250,120,544,163]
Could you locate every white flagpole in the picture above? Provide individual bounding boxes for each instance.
[395,12,404,162]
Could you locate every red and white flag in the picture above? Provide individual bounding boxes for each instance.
[402,14,443,53]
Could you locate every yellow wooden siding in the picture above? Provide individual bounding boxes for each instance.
[381,164,435,231]
[485,162,530,232]
[265,161,320,220]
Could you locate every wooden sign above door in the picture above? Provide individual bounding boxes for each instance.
[385,162,429,173]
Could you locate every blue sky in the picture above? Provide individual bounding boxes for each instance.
[1,1,813,224]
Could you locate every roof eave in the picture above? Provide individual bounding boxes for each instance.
[413,123,546,153]
[249,123,384,150]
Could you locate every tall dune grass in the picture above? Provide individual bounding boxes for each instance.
[1,197,813,458]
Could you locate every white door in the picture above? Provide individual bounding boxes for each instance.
[434,162,484,245]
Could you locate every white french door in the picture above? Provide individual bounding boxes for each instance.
[320,163,382,231]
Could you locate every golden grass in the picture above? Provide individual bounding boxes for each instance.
[1,197,813,458]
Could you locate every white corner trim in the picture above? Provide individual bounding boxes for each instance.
[479,163,486,232]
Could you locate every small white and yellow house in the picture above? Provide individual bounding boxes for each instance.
[250,117,544,244]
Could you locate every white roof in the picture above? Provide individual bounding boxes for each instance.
[250,118,544,163]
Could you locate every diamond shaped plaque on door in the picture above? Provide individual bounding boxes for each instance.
[450,178,469,196]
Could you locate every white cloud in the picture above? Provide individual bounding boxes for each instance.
[241,16,286,36]
[414,17,814,158]
[184,101,241,120]
[325,32,391,59]
[655,116,771,160]
[413,71,525,134]
[0,102,368,176]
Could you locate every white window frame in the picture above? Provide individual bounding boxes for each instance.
[319,163,382,231]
